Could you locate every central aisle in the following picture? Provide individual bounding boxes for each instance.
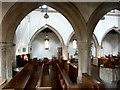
[25,65,42,89]
[41,64,61,89]
[25,62,61,90]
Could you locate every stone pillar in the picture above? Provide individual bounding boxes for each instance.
[77,48,82,83]
[96,45,102,58]
[62,45,68,60]
[62,45,69,73]
[6,45,15,80]
[118,35,120,55]
[0,1,2,77]
[80,42,90,73]
[0,45,6,81]
[0,42,15,81]
[77,41,91,83]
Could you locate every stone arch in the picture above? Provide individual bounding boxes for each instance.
[0,2,87,81]
[92,34,99,49]
[66,31,75,46]
[30,24,65,46]
[87,2,120,43]
[92,34,99,57]
[2,2,87,44]
[83,2,120,76]
[101,26,120,45]
[86,2,120,75]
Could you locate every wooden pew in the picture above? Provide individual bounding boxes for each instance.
[69,63,78,83]
[54,60,81,90]
[2,62,33,90]
[36,63,52,90]
[36,63,44,89]
[82,73,104,90]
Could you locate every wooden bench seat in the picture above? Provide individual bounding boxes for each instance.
[53,60,81,90]
[36,87,52,90]
[36,63,52,90]
[82,73,104,90]
[36,64,44,87]
[2,61,35,89]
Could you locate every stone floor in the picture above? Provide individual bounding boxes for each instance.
[91,64,103,82]
[0,77,7,90]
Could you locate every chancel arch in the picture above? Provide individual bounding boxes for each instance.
[30,24,65,46]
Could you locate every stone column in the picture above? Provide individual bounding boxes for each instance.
[118,35,120,55]
[0,42,15,81]
[77,47,82,83]
[6,45,15,80]
[77,41,91,83]
[62,45,69,73]
[62,45,68,60]
[0,1,2,77]
[80,42,90,73]
[96,45,102,58]
[0,44,6,81]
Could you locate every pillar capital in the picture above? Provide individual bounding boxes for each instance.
[77,41,90,51]
[0,42,15,52]
[0,42,15,47]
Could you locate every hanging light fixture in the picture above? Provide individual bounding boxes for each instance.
[43,5,49,19]
[44,13,49,19]
[44,34,49,50]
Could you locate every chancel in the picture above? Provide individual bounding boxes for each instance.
[0,2,120,90]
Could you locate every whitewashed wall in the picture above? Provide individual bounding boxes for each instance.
[68,40,76,58]
[94,10,120,57]
[31,32,62,59]
[94,15,119,45]
[14,7,120,59]
[102,34,119,56]
[68,34,77,58]
[15,9,74,55]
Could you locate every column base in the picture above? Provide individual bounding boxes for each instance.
[77,76,82,84]
[0,78,6,86]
